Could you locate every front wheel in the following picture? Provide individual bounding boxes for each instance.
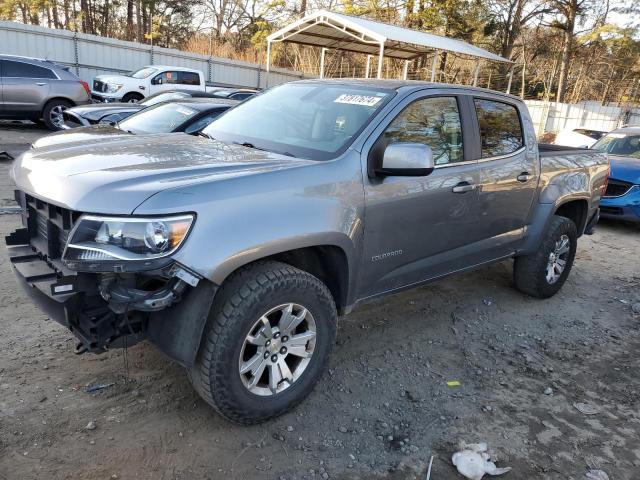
[514,215,578,298]
[188,261,337,424]
[121,92,143,103]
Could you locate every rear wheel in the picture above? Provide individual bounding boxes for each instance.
[188,261,337,424]
[514,215,577,298]
[42,99,72,130]
[121,92,144,103]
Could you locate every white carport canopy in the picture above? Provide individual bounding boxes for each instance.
[266,10,511,83]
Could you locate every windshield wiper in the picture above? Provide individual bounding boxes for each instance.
[277,151,295,157]
[232,141,265,151]
[198,131,214,139]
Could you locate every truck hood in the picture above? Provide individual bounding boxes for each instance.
[12,133,314,214]
[94,74,134,85]
[32,125,132,149]
[610,155,640,185]
[68,103,142,121]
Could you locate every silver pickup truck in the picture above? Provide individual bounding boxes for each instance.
[5,80,609,424]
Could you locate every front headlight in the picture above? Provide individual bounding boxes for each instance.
[63,214,194,263]
[105,83,123,93]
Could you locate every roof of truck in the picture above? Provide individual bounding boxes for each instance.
[141,65,202,72]
[290,78,522,101]
[610,126,640,135]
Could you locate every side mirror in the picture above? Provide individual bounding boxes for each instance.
[376,143,435,177]
[153,77,163,85]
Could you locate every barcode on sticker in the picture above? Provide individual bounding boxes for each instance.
[334,94,382,107]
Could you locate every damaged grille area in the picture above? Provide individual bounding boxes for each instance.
[15,190,83,262]
[93,79,106,92]
[604,179,633,198]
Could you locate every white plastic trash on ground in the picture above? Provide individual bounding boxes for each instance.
[452,442,511,480]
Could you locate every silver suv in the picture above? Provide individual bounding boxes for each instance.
[0,55,91,130]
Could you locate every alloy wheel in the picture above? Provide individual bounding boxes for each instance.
[49,105,67,128]
[239,303,316,396]
[546,234,570,284]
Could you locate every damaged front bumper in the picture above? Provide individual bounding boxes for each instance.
[4,193,216,366]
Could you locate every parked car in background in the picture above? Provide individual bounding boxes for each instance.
[91,66,207,103]
[7,80,608,424]
[62,89,231,128]
[591,126,640,223]
[208,87,259,101]
[34,98,237,149]
[554,126,607,148]
[0,54,91,130]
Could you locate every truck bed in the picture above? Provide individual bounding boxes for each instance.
[538,143,593,157]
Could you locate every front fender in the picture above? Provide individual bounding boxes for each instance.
[134,153,365,292]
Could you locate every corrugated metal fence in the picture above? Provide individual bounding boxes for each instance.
[525,99,640,135]
[0,21,307,89]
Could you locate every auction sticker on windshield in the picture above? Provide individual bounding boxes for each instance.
[334,94,383,107]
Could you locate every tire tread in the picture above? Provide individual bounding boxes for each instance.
[514,215,577,298]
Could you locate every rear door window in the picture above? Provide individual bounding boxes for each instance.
[3,60,56,79]
[474,99,524,158]
[179,71,200,85]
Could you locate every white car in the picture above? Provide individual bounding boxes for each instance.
[91,66,206,103]
[554,127,607,148]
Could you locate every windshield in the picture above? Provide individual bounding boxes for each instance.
[202,83,394,160]
[127,67,158,79]
[592,133,640,158]
[118,102,201,134]
[140,91,190,107]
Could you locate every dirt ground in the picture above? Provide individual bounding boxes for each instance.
[1,125,639,480]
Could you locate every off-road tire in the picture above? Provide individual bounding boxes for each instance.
[42,99,73,130]
[121,92,144,103]
[514,215,577,298]
[188,261,337,424]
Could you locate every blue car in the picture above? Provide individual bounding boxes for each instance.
[592,127,640,223]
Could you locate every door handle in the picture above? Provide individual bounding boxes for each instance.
[517,172,533,182]
[36,82,46,86]
[452,182,477,194]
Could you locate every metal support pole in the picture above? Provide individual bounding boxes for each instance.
[430,50,439,82]
[265,40,271,88]
[73,31,79,76]
[320,47,327,78]
[377,43,385,79]
[506,67,514,94]
[149,18,154,64]
[403,60,409,80]
[265,41,271,73]
[365,55,371,79]
[473,60,480,86]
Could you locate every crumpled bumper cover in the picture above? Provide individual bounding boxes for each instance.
[5,225,216,367]
[5,229,118,353]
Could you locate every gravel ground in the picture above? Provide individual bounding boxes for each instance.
[1,125,639,480]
